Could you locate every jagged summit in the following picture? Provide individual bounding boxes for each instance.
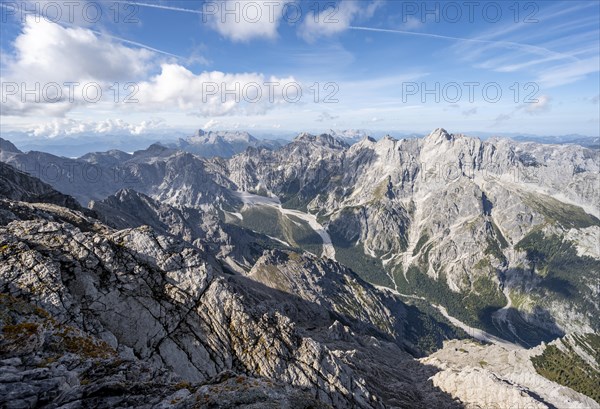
[190,129,257,144]
[293,132,349,149]
[79,149,132,164]
[380,134,398,142]
[0,137,22,154]
[133,142,173,156]
[0,161,85,212]
[112,187,142,201]
[424,127,455,143]
[360,135,377,144]
[166,129,283,158]
[327,129,369,144]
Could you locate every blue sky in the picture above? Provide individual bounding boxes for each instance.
[0,0,598,138]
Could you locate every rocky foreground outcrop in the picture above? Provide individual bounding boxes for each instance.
[421,339,599,409]
[0,293,327,409]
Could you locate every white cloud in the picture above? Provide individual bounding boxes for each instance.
[6,16,154,83]
[203,119,220,129]
[28,118,167,138]
[316,111,339,122]
[206,0,288,42]
[299,0,382,42]
[1,17,297,118]
[1,16,156,116]
[536,57,600,88]
[135,63,298,116]
[525,95,552,114]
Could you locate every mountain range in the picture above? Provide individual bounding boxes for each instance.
[1,128,599,408]
[164,129,288,158]
[2,128,597,160]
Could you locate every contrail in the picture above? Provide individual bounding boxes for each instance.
[348,26,579,62]
[86,27,183,59]
[112,1,203,14]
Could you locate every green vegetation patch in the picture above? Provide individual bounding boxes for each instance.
[232,205,323,256]
[333,242,394,287]
[532,335,600,403]
[515,231,599,321]
[396,266,506,333]
[402,301,468,355]
[523,193,600,229]
[412,233,430,256]
[0,294,114,360]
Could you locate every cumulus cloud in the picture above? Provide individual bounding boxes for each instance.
[316,111,339,122]
[203,119,220,129]
[205,0,288,42]
[1,16,156,116]
[525,95,552,114]
[5,16,154,83]
[28,118,167,138]
[1,17,298,118]
[299,0,383,42]
[135,63,299,116]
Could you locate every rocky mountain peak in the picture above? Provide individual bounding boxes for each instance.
[112,188,141,201]
[0,162,84,212]
[169,129,276,158]
[0,137,22,154]
[133,142,173,158]
[327,129,369,144]
[424,127,455,144]
[194,129,207,137]
[350,135,377,149]
[294,131,315,141]
[293,132,349,149]
[378,135,399,145]
[190,130,257,144]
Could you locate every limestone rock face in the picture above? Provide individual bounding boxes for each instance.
[0,162,83,212]
[0,293,328,409]
[89,188,274,272]
[225,130,600,342]
[248,250,407,342]
[421,339,600,409]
